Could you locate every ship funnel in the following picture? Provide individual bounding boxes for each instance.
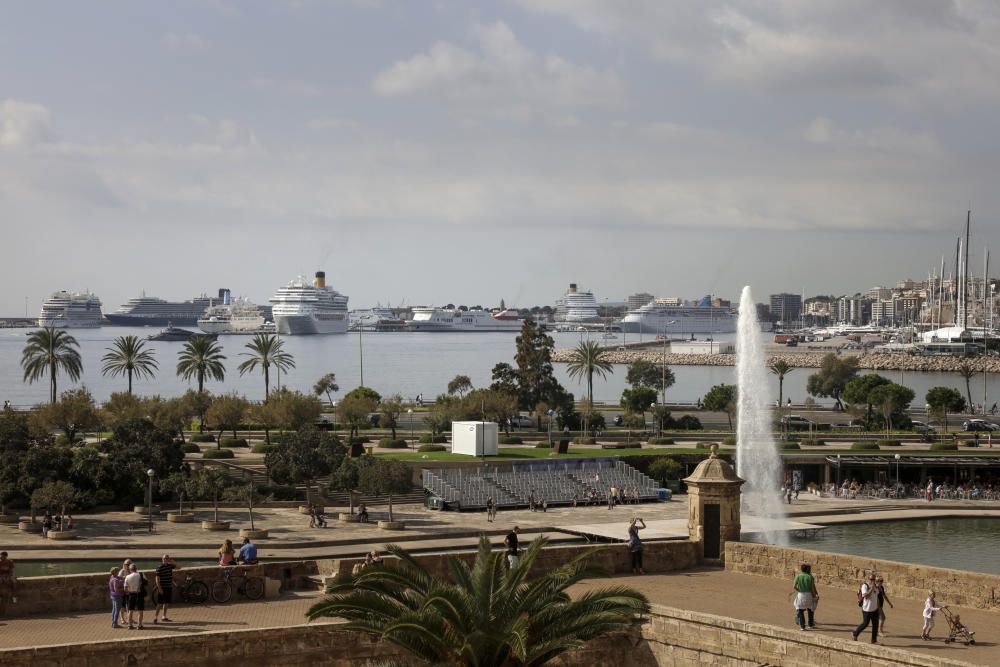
[569,283,577,293]
[315,271,326,288]
[219,288,231,306]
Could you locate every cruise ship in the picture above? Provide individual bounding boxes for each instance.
[349,307,405,331]
[620,296,737,335]
[554,283,600,323]
[38,291,104,328]
[407,307,523,332]
[270,271,349,335]
[106,292,215,326]
[198,290,273,335]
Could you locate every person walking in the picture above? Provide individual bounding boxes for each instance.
[504,526,520,571]
[921,590,944,640]
[852,574,880,643]
[873,576,894,635]
[109,567,125,629]
[124,564,146,630]
[628,517,646,575]
[486,496,496,522]
[152,554,179,623]
[0,551,16,605]
[791,563,818,630]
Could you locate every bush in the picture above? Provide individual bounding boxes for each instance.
[573,436,596,445]
[781,443,801,450]
[191,434,215,443]
[534,442,552,448]
[419,434,447,444]
[498,435,523,445]
[621,414,646,429]
[673,415,703,430]
[647,457,682,482]
[931,441,959,451]
[203,448,234,459]
[696,441,714,449]
[800,439,826,447]
[219,437,249,448]
[180,443,201,454]
[877,439,902,447]
[418,444,447,452]
[378,438,409,449]
[722,436,736,447]
[646,437,674,445]
[251,443,277,454]
[851,442,880,450]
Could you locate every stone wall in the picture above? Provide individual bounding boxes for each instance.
[726,542,1000,611]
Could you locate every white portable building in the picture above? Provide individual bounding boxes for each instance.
[451,421,499,456]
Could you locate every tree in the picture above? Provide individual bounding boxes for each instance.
[513,317,565,410]
[101,335,157,394]
[647,457,682,484]
[159,471,198,515]
[180,388,213,434]
[31,481,80,529]
[926,386,965,431]
[102,392,145,431]
[868,383,915,433]
[356,456,412,522]
[447,374,473,397]
[238,333,295,401]
[190,467,231,522]
[625,359,659,389]
[566,340,613,433]
[461,389,518,432]
[768,360,794,408]
[329,458,361,514]
[21,328,83,404]
[145,396,190,442]
[267,388,324,432]
[306,535,650,666]
[805,353,858,411]
[424,394,459,436]
[338,393,379,439]
[489,362,519,397]
[176,336,226,394]
[223,481,263,531]
[205,392,250,443]
[40,387,101,443]
[379,393,406,440]
[343,386,382,403]
[843,374,892,429]
[313,372,339,406]
[266,429,346,504]
[620,386,658,420]
[958,363,976,412]
[703,383,737,430]
[97,419,185,505]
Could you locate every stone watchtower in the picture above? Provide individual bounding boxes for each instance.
[683,444,745,562]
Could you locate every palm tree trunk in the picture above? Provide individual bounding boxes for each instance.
[264,365,270,401]
[777,377,784,407]
[965,380,973,412]
[128,369,133,395]
[388,494,393,522]
[50,359,57,404]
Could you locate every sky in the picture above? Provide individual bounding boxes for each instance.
[2,0,1000,315]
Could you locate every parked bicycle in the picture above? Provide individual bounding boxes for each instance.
[211,566,265,603]
[177,576,209,604]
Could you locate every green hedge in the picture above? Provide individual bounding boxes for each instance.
[251,443,277,454]
[876,439,901,447]
[498,435,523,445]
[534,442,552,449]
[180,443,201,454]
[573,436,596,445]
[379,438,409,449]
[851,442,880,450]
[721,436,736,447]
[800,439,826,447]
[219,437,248,448]
[418,444,447,452]
[696,442,715,449]
[419,434,447,444]
[930,441,959,451]
[781,443,801,450]
[191,434,215,443]
[203,449,234,459]
[646,437,674,445]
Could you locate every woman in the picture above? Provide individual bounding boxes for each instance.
[627,517,646,575]
[118,559,133,625]
[791,563,818,630]
[875,576,894,635]
[218,539,236,567]
[921,590,943,640]
[109,567,125,629]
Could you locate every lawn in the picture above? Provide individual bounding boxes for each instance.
[379,446,703,462]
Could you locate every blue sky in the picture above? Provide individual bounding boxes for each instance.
[2,0,998,314]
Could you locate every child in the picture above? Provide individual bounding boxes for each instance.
[921,590,943,640]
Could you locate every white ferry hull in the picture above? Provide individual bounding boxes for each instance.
[621,313,737,335]
[275,314,348,335]
[408,321,521,332]
[38,318,102,329]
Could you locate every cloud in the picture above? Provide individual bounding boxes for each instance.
[803,117,942,156]
[372,21,626,118]
[162,32,208,52]
[0,99,53,148]
[248,77,326,97]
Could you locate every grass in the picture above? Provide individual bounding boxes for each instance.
[381,446,698,462]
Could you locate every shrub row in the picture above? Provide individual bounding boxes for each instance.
[190,434,215,443]
[573,436,596,445]
[799,439,826,447]
[379,438,409,449]
[419,434,448,444]
[203,449,234,459]
[219,437,249,448]
[418,444,447,452]
[781,443,801,450]
[851,442,880,450]
[930,442,959,451]
[877,439,902,447]
[498,436,523,445]
[251,443,277,454]
[180,443,201,454]
[646,437,674,445]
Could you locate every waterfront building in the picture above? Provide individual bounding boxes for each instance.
[627,292,655,310]
[768,293,802,325]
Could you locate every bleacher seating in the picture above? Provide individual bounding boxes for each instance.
[421,459,660,510]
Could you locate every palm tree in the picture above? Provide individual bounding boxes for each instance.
[958,363,975,412]
[237,333,295,401]
[21,328,83,404]
[566,340,613,406]
[101,335,158,394]
[313,372,339,405]
[176,335,226,394]
[768,360,794,407]
[307,536,649,666]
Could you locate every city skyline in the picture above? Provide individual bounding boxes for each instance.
[2,2,999,314]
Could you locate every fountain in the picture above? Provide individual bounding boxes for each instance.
[735,285,786,545]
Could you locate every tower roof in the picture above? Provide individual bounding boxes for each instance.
[683,445,745,486]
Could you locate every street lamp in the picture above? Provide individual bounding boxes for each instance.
[146,468,155,533]
[650,402,658,438]
[835,454,842,490]
[894,453,901,487]
[332,401,337,431]
[407,408,414,448]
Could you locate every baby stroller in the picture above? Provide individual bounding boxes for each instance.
[941,607,976,645]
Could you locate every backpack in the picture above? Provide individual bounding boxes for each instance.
[857,585,864,607]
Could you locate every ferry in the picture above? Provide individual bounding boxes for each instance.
[407,307,524,332]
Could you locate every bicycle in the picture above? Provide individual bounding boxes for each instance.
[177,576,209,604]
[211,566,265,603]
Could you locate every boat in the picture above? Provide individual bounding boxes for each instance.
[198,291,272,335]
[554,284,600,323]
[106,292,216,326]
[620,295,737,334]
[270,271,349,335]
[407,307,524,332]
[38,291,103,328]
[349,306,406,331]
[147,326,217,342]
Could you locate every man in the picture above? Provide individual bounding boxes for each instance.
[852,574,879,643]
[504,526,520,570]
[0,552,16,604]
[238,537,259,565]
[124,564,146,630]
[153,554,180,623]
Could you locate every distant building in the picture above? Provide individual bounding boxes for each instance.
[769,293,802,324]
[867,286,893,301]
[755,303,771,323]
[627,292,655,310]
[871,299,896,326]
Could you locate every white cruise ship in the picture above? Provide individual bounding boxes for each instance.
[270,271,349,335]
[407,307,523,332]
[620,296,737,335]
[198,292,272,335]
[554,283,600,322]
[349,307,405,331]
[38,291,104,328]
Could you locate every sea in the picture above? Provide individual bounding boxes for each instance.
[2,327,998,410]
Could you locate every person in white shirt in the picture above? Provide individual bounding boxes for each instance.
[921,590,944,640]
[123,564,146,630]
[852,574,880,643]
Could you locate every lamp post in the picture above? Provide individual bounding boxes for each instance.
[146,468,155,533]
[407,408,414,448]
[836,454,841,490]
[332,401,337,431]
[894,453,901,487]
[650,402,658,438]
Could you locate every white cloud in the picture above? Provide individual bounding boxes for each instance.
[0,99,53,148]
[803,116,942,156]
[162,32,208,52]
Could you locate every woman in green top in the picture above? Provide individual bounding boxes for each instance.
[791,563,818,629]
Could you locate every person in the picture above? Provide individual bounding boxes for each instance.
[219,539,236,567]
[875,576,894,635]
[486,496,495,522]
[785,486,793,504]
[0,551,16,605]
[238,537,258,565]
[118,559,133,625]
[540,498,547,513]
[315,508,327,528]
[65,514,74,530]
[528,490,536,512]
[308,505,317,528]
[504,526,520,570]
[124,564,146,630]
[369,550,383,565]
[852,574,879,643]
[109,567,125,629]
[792,563,818,630]
[628,518,646,575]
[921,590,943,640]
[152,554,179,623]
[360,552,374,570]
[41,513,52,538]
[357,504,369,523]
[991,402,997,415]
[926,478,934,502]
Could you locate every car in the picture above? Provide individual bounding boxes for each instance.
[962,419,1000,432]
[509,415,534,429]
[780,415,813,430]
[910,421,935,434]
